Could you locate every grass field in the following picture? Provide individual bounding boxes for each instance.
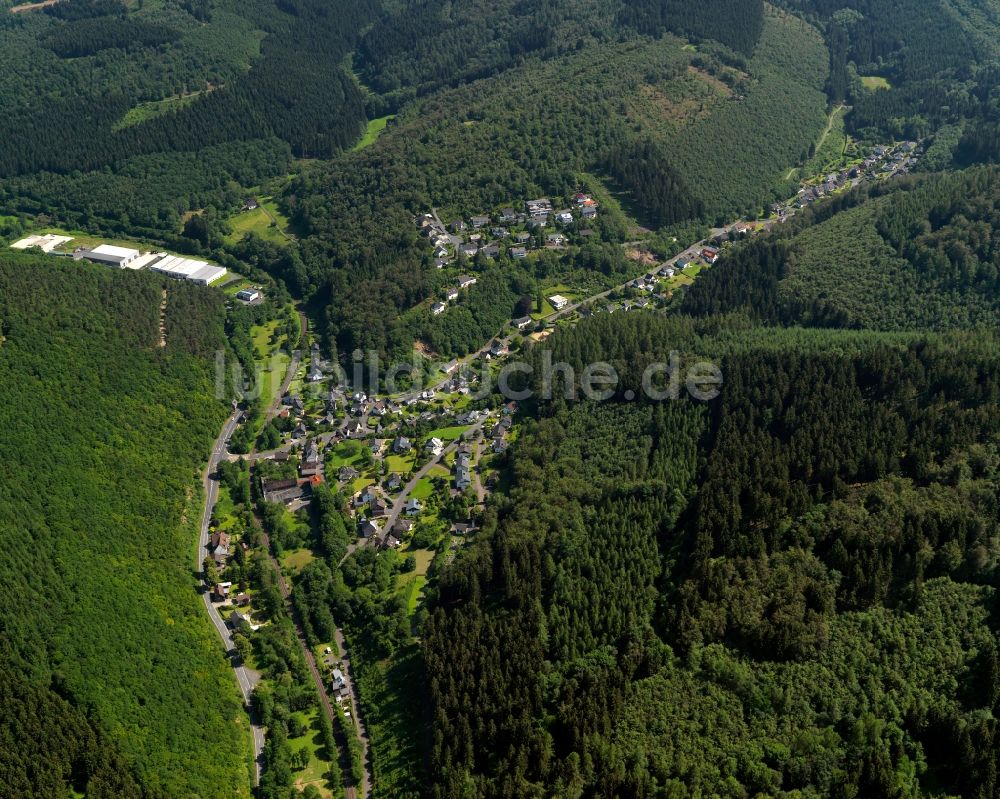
[860,75,892,91]
[425,425,469,442]
[225,196,291,246]
[115,90,214,130]
[410,477,436,501]
[282,548,316,575]
[287,708,338,797]
[353,115,396,151]
[386,453,416,474]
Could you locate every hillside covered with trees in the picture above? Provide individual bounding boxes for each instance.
[423,316,1000,798]
[681,167,1000,330]
[288,3,828,359]
[0,256,251,797]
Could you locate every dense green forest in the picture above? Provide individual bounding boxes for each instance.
[422,316,1000,798]
[0,256,251,797]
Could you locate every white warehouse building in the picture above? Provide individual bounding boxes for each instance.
[146,254,228,285]
[81,244,141,268]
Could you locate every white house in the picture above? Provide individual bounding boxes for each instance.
[432,302,447,315]
[548,295,569,311]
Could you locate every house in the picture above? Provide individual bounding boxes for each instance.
[382,534,401,550]
[432,302,447,315]
[293,422,308,440]
[385,473,403,492]
[676,257,689,270]
[446,287,460,301]
[426,437,445,456]
[358,518,380,538]
[339,466,360,483]
[489,340,507,357]
[459,242,479,257]
[307,365,324,383]
[450,220,466,234]
[580,205,598,219]
[548,294,569,311]
[451,521,478,535]
[471,215,490,229]
[210,532,231,564]
[435,257,449,269]
[513,315,534,330]
[555,210,574,225]
[510,246,527,259]
[659,266,675,278]
[236,289,261,303]
[262,478,310,505]
[233,593,251,607]
[393,436,412,454]
[526,198,553,215]
[370,498,389,517]
[454,453,472,490]
[230,611,255,633]
[211,582,232,602]
[404,498,423,515]
[300,440,322,476]
[457,274,478,289]
[481,243,500,259]
[393,518,415,536]
[370,401,388,417]
[492,438,508,454]
[546,233,566,247]
[701,247,720,264]
[331,669,346,690]
[514,231,531,244]
[491,227,509,239]
[345,419,366,439]
[353,488,376,509]
[499,208,517,223]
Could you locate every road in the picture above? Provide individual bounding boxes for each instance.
[381,414,492,535]
[198,410,266,786]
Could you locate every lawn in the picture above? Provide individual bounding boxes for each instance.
[225,206,288,246]
[213,483,240,529]
[386,453,416,474]
[860,75,891,91]
[287,708,339,798]
[425,425,469,442]
[410,477,437,501]
[353,115,396,151]
[282,547,316,575]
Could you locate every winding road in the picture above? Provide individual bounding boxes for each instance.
[198,409,266,786]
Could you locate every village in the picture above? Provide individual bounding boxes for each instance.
[194,133,923,796]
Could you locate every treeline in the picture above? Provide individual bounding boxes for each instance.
[603,140,704,227]
[422,315,1000,798]
[41,18,181,58]
[0,667,156,799]
[616,0,764,57]
[0,0,376,184]
[356,0,764,103]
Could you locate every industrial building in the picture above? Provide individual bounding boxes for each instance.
[79,244,141,268]
[146,254,228,285]
[11,234,73,253]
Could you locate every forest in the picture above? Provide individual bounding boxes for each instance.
[421,315,1000,799]
[0,256,251,797]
